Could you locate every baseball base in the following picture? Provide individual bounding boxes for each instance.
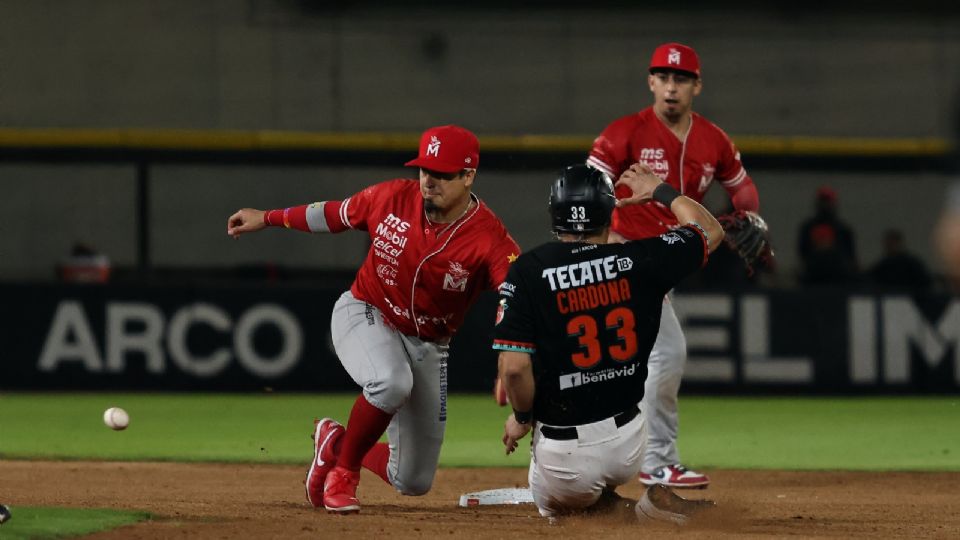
[458,487,534,507]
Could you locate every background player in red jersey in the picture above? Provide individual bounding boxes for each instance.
[227,125,520,514]
[587,43,761,488]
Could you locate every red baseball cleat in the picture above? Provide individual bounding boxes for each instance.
[323,466,361,514]
[305,418,345,508]
[638,464,710,489]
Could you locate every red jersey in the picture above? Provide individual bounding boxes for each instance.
[588,107,756,240]
[321,179,519,342]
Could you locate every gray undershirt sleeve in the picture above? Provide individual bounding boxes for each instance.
[305,202,330,232]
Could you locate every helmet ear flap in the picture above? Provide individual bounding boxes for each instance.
[549,165,616,234]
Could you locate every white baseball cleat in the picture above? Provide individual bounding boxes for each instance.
[635,484,715,525]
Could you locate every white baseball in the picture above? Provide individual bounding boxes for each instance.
[103,407,129,430]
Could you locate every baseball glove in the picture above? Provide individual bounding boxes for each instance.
[717,210,774,275]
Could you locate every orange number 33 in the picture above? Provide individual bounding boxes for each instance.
[566,307,638,369]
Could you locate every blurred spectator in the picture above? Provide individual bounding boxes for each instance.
[936,183,960,289]
[935,91,960,289]
[58,242,111,283]
[869,229,931,292]
[797,186,858,285]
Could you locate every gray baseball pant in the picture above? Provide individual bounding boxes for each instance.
[330,291,449,495]
[641,297,686,472]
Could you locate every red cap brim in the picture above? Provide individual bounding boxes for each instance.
[404,157,465,174]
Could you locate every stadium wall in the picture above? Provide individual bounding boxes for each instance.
[0,2,958,138]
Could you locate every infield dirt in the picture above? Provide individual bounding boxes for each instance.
[1,461,958,539]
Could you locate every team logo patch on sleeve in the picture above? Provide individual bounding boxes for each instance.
[660,231,685,245]
[495,298,507,325]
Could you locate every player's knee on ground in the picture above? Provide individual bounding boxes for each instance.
[363,362,414,413]
[391,469,436,496]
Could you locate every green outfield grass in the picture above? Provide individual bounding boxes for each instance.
[0,507,150,539]
[0,393,958,470]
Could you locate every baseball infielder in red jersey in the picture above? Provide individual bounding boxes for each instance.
[587,43,760,488]
[227,125,520,513]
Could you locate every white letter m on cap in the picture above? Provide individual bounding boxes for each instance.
[427,136,441,157]
[668,49,681,64]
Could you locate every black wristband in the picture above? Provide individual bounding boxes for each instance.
[513,409,533,425]
[653,183,681,207]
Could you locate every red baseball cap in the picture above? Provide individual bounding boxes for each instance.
[649,42,700,78]
[405,125,479,174]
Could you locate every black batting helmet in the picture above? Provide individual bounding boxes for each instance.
[549,164,616,234]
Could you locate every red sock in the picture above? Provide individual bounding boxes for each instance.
[337,395,393,473]
[362,442,392,485]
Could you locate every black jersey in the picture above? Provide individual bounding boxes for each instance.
[493,225,707,426]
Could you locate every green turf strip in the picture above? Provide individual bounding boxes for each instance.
[0,507,150,539]
[0,393,957,470]
[677,396,960,471]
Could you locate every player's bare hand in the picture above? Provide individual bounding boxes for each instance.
[502,415,532,455]
[615,163,663,207]
[227,208,266,238]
